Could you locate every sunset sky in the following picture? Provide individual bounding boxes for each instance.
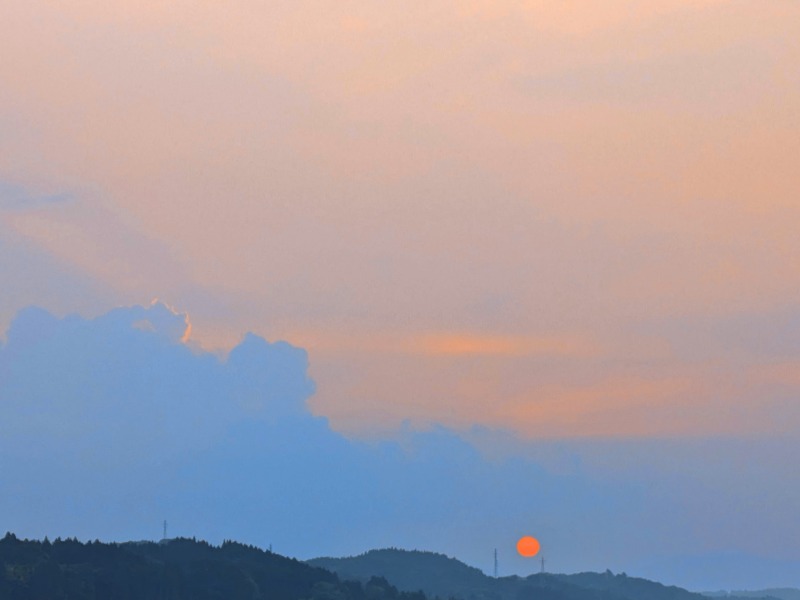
[2,1,800,590]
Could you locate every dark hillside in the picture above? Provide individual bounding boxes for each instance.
[309,548,713,600]
[553,571,708,600]
[310,549,491,600]
[0,533,423,600]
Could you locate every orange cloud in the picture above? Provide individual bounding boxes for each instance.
[411,333,597,357]
[3,0,800,440]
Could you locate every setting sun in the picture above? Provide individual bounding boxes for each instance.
[516,536,540,558]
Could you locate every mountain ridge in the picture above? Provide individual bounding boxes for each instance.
[308,548,783,600]
[2,533,791,600]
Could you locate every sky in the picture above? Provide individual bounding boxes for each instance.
[1,0,799,591]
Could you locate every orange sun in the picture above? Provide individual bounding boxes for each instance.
[516,536,540,557]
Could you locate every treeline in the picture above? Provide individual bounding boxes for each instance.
[0,533,430,600]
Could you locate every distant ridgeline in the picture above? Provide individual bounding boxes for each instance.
[0,533,426,600]
[1,536,793,600]
[308,549,788,600]
[703,591,800,600]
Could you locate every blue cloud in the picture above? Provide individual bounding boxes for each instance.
[0,303,611,564]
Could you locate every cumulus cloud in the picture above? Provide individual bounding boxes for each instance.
[0,303,620,566]
[0,302,314,463]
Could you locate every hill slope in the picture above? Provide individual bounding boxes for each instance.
[0,533,425,600]
[309,548,716,600]
[310,549,492,600]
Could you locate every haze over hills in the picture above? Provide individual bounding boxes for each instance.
[704,591,800,600]
[308,549,788,600]
[1,533,797,600]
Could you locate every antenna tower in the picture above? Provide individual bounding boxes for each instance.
[493,548,498,578]
[540,555,545,574]
[163,520,167,540]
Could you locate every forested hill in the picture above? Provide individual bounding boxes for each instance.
[2,535,784,600]
[309,550,490,600]
[308,548,741,600]
[0,533,426,600]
